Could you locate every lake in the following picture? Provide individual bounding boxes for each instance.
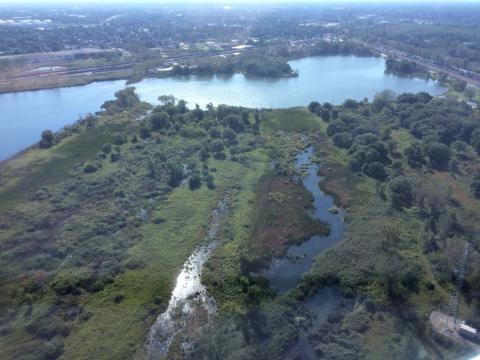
[0,56,445,160]
[0,80,126,160]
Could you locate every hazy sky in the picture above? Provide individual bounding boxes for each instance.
[1,0,478,4]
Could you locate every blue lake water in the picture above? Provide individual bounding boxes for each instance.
[0,55,445,160]
[0,80,126,160]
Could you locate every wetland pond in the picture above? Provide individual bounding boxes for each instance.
[265,147,346,359]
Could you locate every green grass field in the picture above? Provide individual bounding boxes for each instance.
[263,107,320,133]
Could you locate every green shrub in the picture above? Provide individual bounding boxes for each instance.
[471,176,480,199]
[113,134,126,145]
[332,132,353,149]
[389,176,413,208]
[102,143,112,153]
[39,130,55,149]
[189,174,202,190]
[25,317,71,340]
[206,175,216,189]
[139,127,151,139]
[150,111,170,130]
[83,163,98,174]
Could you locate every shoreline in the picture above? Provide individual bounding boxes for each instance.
[0,56,450,166]
[0,50,368,95]
[0,143,37,170]
[0,73,128,95]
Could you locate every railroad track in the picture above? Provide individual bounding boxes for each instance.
[363,42,480,87]
[2,47,260,81]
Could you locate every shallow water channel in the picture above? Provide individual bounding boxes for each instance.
[265,147,346,293]
[264,147,347,359]
[147,194,229,358]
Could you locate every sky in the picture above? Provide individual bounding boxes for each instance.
[1,0,479,4]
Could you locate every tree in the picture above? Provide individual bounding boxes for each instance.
[224,114,245,133]
[465,85,477,101]
[385,58,424,76]
[206,175,216,189]
[424,141,451,170]
[451,140,468,153]
[39,130,54,149]
[139,127,151,139]
[253,109,261,135]
[326,119,348,136]
[241,110,250,125]
[192,104,204,121]
[254,109,261,124]
[332,132,353,149]
[83,163,98,174]
[389,176,413,209]
[150,111,170,130]
[206,103,215,113]
[319,109,331,122]
[83,113,96,128]
[404,141,425,167]
[213,151,227,160]
[414,180,450,219]
[146,158,158,178]
[472,177,480,199]
[471,129,480,154]
[209,127,221,139]
[452,79,467,92]
[189,174,202,190]
[377,254,420,300]
[158,95,176,106]
[323,102,332,110]
[113,134,126,145]
[373,90,396,112]
[448,158,460,177]
[222,129,237,146]
[362,161,387,181]
[113,87,139,108]
[343,99,358,109]
[177,100,187,114]
[210,140,225,154]
[167,162,184,187]
[308,101,321,113]
[102,143,112,154]
[200,146,210,161]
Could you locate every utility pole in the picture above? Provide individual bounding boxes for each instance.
[446,242,470,326]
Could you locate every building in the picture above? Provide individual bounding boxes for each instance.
[459,323,478,341]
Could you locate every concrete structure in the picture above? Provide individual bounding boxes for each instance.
[460,323,479,341]
[429,311,480,353]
